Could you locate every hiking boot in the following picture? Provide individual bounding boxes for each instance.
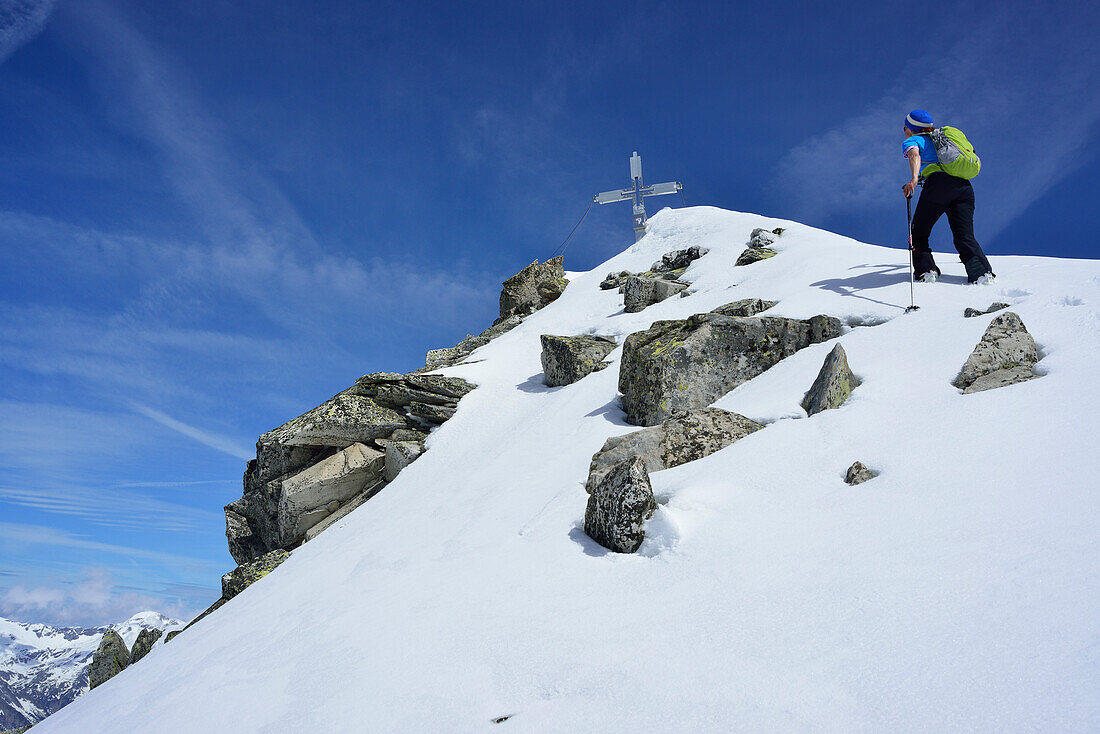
[917,271,938,283]
[972,273,996,285]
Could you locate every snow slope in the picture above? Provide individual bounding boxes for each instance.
[0,611,178,729]
[31,207,1100,732]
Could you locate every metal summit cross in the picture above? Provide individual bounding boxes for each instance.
[594,151,682,242]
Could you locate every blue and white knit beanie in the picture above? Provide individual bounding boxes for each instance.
[905,109,934,131]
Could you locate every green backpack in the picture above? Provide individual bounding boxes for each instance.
[921,126,981,179]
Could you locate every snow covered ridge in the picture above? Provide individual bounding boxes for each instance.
[32,207,1100,732]
[0,612,177,730]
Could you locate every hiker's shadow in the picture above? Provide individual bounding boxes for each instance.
[810,263,963,308]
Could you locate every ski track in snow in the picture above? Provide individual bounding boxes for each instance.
[30,207,1100,733]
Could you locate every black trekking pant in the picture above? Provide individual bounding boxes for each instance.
[911,173,993,282]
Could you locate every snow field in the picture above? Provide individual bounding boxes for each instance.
[34,207,1100,732]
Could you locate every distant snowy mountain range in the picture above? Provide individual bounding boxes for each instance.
[0,611,178,730]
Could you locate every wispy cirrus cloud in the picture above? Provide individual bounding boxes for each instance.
[130,403,252,460]
[772,4,1100,244]
[0,0,56,65]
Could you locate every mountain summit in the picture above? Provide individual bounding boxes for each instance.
[28,207,1100,732]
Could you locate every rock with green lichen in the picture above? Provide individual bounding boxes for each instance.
[623,276,689,312]
[540,334,618,387]
[801,344,861,416]
[499,256,569,320]
[586,408,764,491]
[87,630,129,690]
[128,628,163,666]
[708,299,778,318]
[619,312,842,426]
[735,246,777,266]
[650,245,708,272]
[222,549,291,600]
[952,312,1039,394]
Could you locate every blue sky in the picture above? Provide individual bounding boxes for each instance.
[1,0,1097,626]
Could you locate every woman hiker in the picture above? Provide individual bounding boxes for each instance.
[901,109,996,284]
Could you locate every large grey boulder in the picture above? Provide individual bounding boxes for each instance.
[619,312,843,426]
[222,549,291,600]
[277,442,384,546]
[499,256,568,320]
[600,271,633,290]
[584,457,657,553]
[586,408,763,492]
[709,299,777,318]
[88,630,129,690]
[127,628,162,666]
[952,312,1039,394]
[541,334,617,386]
[801,344,861,416]
[650,246,708,272]
[623,276,689,313]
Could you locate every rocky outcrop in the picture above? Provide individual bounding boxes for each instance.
[222,549,290,601]
[127,628,162,666]
[845,461,877,485]
[650,246,708,272]
[277,443,384,546]
[600,271,632,290]
[584,457,657,553]
[226,374,475,564]
[600,247,706,299]
[87,631,129,690]
[801,344,861,416]
[499,257,568,320]
[424,316,522,370]
[619,310,842,426]
[623,276,689,312]
[424,257,571,370]
[964,302,1010,318]
[540,335,617,387]
[952,312,1040,394]
[708,298,777,318]
[736,228,781,266]
[586,408,764,492]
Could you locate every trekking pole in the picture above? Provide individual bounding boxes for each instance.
[905,193,919,313]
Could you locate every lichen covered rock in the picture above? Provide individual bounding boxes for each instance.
[622,276,689,313]
[584,457,657,553]
[650,246,708,272]
[619,312,842,426]
[128,628,162,666]
[801,344,861,416]
[952,312,1039,394]
[586,408,764,491]
[221,549,291,600]
[540,334,617,386]
[88,630,129,690]
[708,299,778,318]
[499,256,568,320]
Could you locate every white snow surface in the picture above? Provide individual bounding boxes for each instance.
[32,208,1100,732]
